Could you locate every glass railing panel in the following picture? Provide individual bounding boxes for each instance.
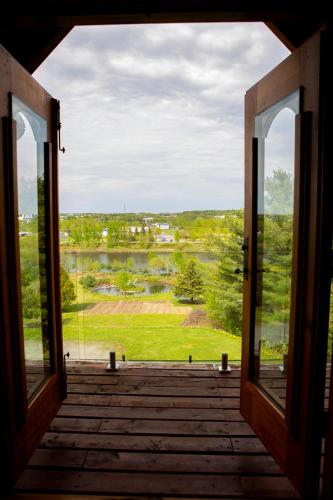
[60,248,246,364]
[60,251,81,360]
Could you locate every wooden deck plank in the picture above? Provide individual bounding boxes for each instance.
[67,384,240,397]
[28,449,87,468]
[49,417,254,437]
[58,405,244,421]
[49,418,102,433]
[83,450,282,474]
[114,368,232,377]
[15,364,299,499]
[231,437,268,453]
[41,432,233,453]
[98,418,254,436]
[15,469,299,497]
[64,394,240,409]
[28,449,282,475]
[67,375,241,388]
[67,365,226,377]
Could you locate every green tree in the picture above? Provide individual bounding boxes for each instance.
[60,265,76,310]
[170,250,185,271]
[22,282,40,319]
[265,168,293,215]
[106,221,126,248]
[149,256,167,274]
[114,271,133,295]
[174,259,204,303]
[87,258,102,273]
[205,216,244,335]
[148,226,155,243]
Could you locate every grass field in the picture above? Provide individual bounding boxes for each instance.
[24,310,279,363]
[61,311,242,361]
[23,275,280,363]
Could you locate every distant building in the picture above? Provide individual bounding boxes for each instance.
[59,231,69,239]
[156,233,174,243]
[159,223,170,230]
[18,214,34,222]
[129,226,149,234]
[152,223,170,230]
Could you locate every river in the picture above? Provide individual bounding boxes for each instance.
[61,250,216,273]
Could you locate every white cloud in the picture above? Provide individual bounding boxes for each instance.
[33,23,289,213]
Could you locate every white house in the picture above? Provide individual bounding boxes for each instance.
[129,226,149,234]
[152,223,170,230]
[143,217,154,224]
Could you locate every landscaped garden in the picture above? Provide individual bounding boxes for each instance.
[21,204,296,363]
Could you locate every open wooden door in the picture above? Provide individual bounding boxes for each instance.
[0,45,64,490]
[241,28,331,497]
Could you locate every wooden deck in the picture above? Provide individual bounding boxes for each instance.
[14,363,299,499]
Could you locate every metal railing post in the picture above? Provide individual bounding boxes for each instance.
[219,352,231,374]
[106,351,118,371]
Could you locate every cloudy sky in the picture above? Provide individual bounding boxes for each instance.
[33,23,289,214]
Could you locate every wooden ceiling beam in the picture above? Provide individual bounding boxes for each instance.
[1,1,330,28]
[265,21,324,51]
[0,1,330,72]
[0,27,73,74]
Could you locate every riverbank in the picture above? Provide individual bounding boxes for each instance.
[60,244,208,254]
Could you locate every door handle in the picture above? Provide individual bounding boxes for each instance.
[242,236,249,280]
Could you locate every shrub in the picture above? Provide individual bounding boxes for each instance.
[79,274,97,289]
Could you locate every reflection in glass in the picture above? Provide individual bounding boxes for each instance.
[253,90,299,411]
[13,95,51,400]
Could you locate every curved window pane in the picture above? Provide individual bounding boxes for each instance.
[253,90,299,411]
[13,95,51,400]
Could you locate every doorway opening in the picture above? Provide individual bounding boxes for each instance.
[20,22,290,365]
[4,16,332,500]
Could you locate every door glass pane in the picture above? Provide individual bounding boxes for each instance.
[253,90,299,411]
[12,95,51,400]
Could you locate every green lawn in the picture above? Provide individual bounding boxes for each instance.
[24,278,280,362]
[24,309,280,362]
[61,311,242,361]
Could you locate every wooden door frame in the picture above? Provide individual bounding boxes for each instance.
[0,16,331,496]
[0,45,64,490]
[241,28,331,497]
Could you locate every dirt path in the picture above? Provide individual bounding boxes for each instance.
[83,301,192,315]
